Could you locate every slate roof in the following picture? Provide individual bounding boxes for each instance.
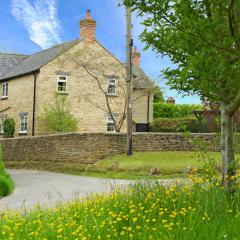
[0,39,79,80]
[132,65,154,89]
[0,53,28,79]
[0,39,153,89]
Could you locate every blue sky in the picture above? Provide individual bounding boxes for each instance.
[0,0,200,104]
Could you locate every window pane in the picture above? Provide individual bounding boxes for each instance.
[108,85,116,95]
[58,82,67,92]
[109,79,116,84]
[20,116,28,132]
[0,118,5,133]
[2,82,8,97]
[107,123,115,132]
[59,76,67,81]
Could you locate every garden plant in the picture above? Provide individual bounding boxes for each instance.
[0,146,14,197]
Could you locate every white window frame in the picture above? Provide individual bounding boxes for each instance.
[107,78,117,96]
[107,117,115,132]
[57,75,68,93]
[0,118,5,134]
[19,115,28,134]
[2,82,8,98]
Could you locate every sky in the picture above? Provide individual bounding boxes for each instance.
[0,0,200,104]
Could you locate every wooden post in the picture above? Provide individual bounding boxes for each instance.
[126,6,133,155]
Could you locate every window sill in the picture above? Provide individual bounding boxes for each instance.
[57,92,68,95]
[1,96,8,100]
[18,132,28,136]
[107,94,117,97]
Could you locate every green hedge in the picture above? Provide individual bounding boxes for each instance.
[154,102,202,119]
[150,117,198,132]
[0,146,14,197]
[150,116,221,133]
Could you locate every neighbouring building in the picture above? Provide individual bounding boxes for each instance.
[0,10,154,137]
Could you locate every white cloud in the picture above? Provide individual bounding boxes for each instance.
[11,0,62,49]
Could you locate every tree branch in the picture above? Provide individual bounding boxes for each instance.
[228,0,236,37]
[226,88,240,116]
[203,0,212,18]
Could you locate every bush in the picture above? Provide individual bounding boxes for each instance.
[154,102,202,119]
[40,93,78,133]
[0,146,14,197]
[3,118,15,138]
[150,117,198,132]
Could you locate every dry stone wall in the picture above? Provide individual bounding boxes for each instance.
[0,133,221,166]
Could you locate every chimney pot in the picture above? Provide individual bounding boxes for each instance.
[86,10,91,20]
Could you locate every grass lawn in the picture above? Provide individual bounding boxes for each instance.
[79,151,222,179]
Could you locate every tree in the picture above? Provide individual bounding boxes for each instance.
[124,0,240,190]
[62,46,152,132]
[40,93,78,133]
[154,86,164,103]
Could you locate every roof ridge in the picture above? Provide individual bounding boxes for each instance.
[0,39,80,80]
[27,39,79,57]
[0,52,28,56]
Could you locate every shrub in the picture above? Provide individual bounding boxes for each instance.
[40,93,78,133]
[3,118,15,138]
[154,102,202,119]
[150,116,198,132]
[0,146,14,197]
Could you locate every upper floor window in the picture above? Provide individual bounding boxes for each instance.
[107,78,117,96]
[2,82,8,98]
[19,113,28,134]
[107,117,115,132]
[57,76,67,93]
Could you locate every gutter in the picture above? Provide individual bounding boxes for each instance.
[32,72,38,136]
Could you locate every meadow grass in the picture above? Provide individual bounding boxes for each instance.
[1,176,240,240]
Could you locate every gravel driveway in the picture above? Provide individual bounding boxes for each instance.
[0,169,134,211]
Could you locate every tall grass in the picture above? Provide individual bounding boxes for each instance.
[1,177,240,239]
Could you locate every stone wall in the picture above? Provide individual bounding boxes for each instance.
[0,133,221,166]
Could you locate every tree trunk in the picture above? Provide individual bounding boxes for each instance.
[221,105,236,191]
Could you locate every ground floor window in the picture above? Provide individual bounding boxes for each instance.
[107,117,115,132]
[20,114,28,133]
[0,118,5,133]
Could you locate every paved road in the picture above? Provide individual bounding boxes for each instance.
[0,169,134,211]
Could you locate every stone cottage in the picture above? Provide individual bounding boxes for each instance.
[0,10,153,137]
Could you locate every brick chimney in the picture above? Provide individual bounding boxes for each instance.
[80,10,96,43]
[132,46,141,66]
[166,97,176,105]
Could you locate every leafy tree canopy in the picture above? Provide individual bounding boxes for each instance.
[154,85,165,102]
[125,0,240,114]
